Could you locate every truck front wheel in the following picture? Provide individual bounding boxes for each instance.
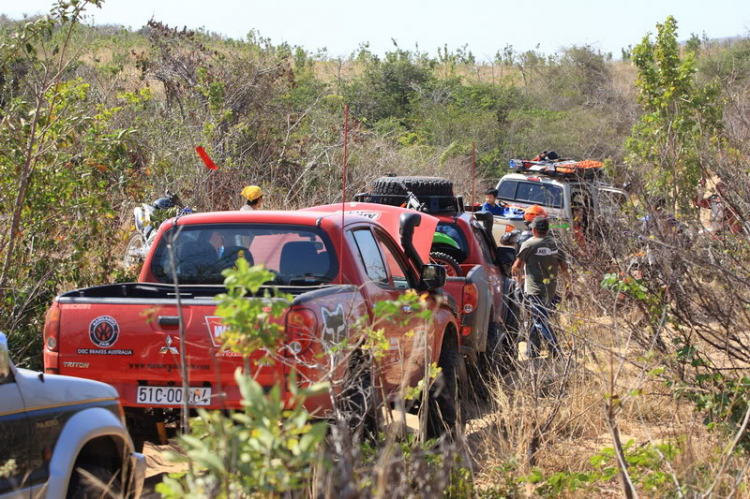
[67,464,122,499]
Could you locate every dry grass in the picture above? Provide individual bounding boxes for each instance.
[461,291,747,497]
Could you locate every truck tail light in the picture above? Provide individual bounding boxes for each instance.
[286,308,318,355]
[462,283,479,314]
[43,305,60,352]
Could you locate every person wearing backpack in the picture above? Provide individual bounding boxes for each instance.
[511,216,571,359]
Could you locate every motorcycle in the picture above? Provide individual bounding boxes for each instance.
[123,191,192,267]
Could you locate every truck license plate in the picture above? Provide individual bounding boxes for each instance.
[136,386,212,406]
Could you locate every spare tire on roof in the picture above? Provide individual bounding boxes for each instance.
[371,176,454,198]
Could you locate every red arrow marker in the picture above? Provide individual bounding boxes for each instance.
[196,146,218,170]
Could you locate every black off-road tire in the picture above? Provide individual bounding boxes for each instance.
[424,334,465,441]
[370,176,455,208]
[125,409,158,453]
[468,320,504,406]
[495,294,521,375]
[341,356,378,441]
[430,251,461,277]
[67,464,122,499]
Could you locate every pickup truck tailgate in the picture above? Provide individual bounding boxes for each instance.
[55,285,284,408]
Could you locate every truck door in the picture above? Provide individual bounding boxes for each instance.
[348,227,419,391]
[372,228,431,388]
[0,371,31,498]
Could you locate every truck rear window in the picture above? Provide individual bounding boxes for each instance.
[150,224,338,285]
[435,222,469,263]
[496,180,563,208]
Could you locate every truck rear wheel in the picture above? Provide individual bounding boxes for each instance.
[469,321,501,403]
[341,354,378,441]
[424,330,465,441]
[125,408,159,453]
[497,292,521,374]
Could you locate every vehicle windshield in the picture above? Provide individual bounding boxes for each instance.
[150,224,337,285]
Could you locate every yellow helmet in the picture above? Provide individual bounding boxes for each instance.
[241,185,262,202]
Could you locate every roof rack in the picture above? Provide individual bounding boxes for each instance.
[509,158,604,179]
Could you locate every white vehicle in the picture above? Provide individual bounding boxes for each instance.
[491,163,628,245]
[0,332,145,498]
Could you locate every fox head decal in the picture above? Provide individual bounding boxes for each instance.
[321,304,346,341]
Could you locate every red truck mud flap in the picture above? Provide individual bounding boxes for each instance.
[456,265,492,353]
[444,265,491,354]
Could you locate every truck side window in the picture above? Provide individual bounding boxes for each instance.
[351,229,389,285]
[374,232,413,290]
[497,180,518,201]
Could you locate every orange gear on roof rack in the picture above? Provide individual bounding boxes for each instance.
[509,157,603,178]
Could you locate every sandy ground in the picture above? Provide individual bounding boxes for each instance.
[140,442,188,498]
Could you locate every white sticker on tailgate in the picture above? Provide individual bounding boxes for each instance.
[136,386,212,406]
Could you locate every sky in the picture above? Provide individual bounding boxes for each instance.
[2,0,749,60]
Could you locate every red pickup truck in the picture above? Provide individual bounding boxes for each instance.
[355,177,520,374]
[43,205,464,448]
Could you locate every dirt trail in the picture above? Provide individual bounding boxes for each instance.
[140,442,188,498]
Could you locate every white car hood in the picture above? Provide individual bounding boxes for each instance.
[15,368,119,410]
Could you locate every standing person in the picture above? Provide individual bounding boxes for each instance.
[511,216,571,358]
[482,188,505,216]
[240,185,263,211]
[694,179,743,235]
[571,204,587,248]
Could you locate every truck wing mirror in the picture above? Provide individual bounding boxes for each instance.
[496,246,516,266]
[421,264,446,290]
[0,332,10,382]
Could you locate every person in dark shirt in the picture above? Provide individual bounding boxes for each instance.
[511,216,571,358]
[482,188,505,216]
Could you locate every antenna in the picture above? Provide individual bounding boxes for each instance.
[340,104,349,284]
[471,142,476,206]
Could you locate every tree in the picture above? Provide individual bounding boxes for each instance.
[625,16,723,211]
[0,0,141,365]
